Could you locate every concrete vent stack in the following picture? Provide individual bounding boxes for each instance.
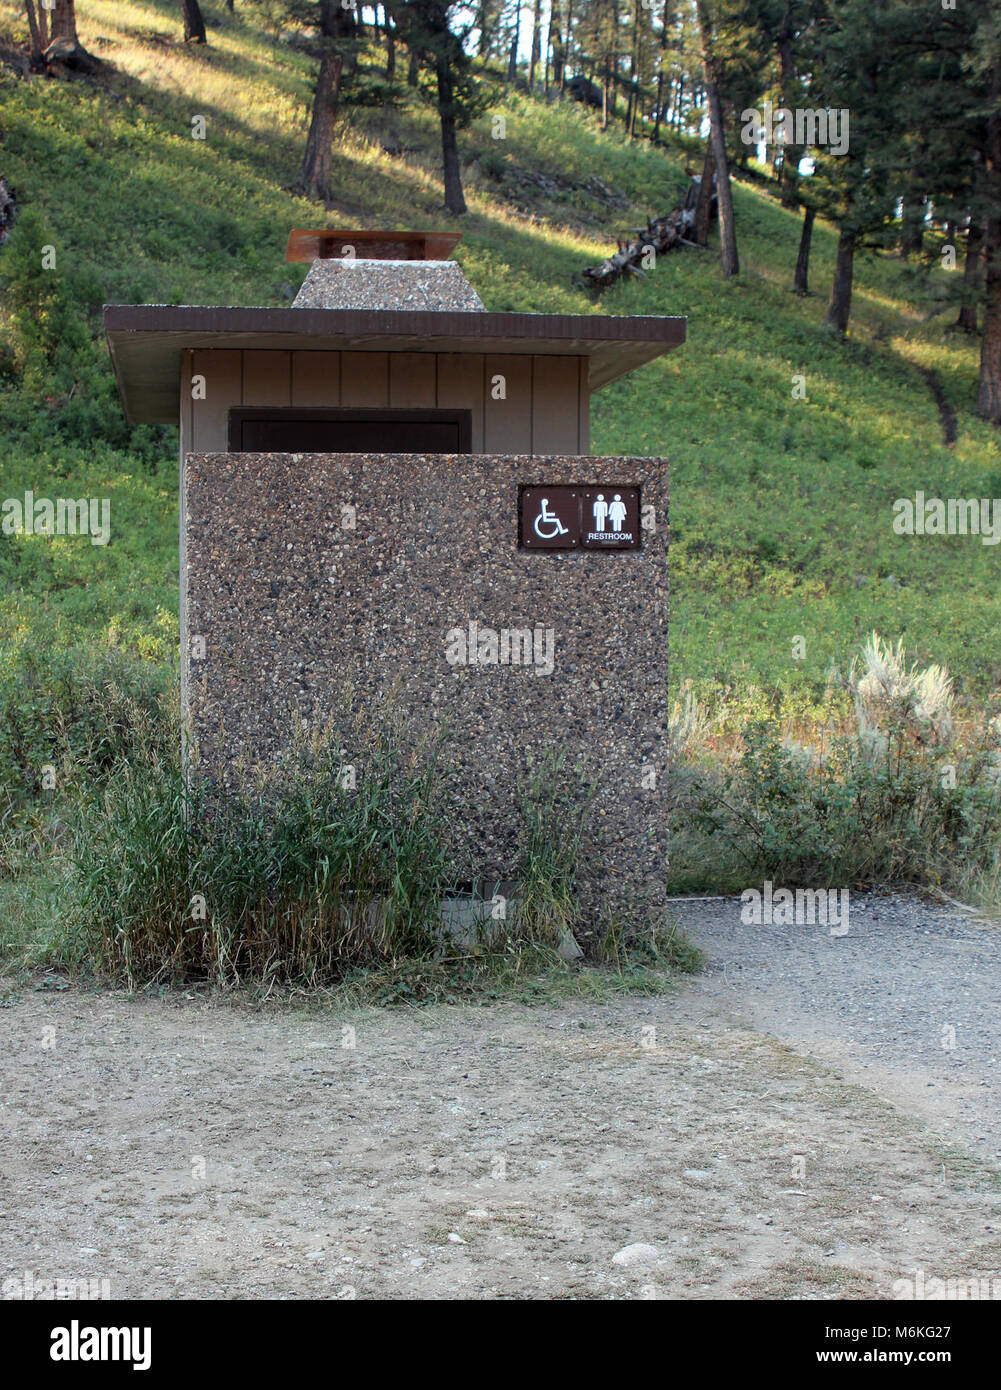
[286,228,485,312]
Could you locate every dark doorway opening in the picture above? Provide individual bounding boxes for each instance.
[228,407,472,453]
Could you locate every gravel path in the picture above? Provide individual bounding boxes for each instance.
[675,891,1001,1166]
[4,981,1001,1300]
[2,891,1000,1299]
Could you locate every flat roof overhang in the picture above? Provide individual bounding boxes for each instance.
[103,304,687,425]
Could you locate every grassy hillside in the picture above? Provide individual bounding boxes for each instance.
[2,1,997,724]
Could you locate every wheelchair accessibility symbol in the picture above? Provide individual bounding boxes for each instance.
[534,497,570,540]
[519,486,579,548]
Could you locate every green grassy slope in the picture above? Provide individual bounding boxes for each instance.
[0,0,997,731]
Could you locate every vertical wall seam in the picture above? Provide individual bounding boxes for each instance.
[529,356,535,457]
[577,356,582,454]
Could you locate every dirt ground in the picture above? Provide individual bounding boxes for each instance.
[2,895,1001,1300]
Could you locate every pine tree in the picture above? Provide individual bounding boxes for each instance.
[294,0,358,202]
[806,1,915,333]
[695,0,738,276]
[389,2,489,215]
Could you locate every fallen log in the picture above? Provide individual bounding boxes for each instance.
[580,173,715,290]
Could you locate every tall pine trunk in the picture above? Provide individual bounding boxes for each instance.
[51,0,79,41]
[560,0,572,92]
[626,0,640,137]
[475,0,493,58]
[508,0,521,81]
[977,68,1001,423]
[694,141,714,248]
[651,8,668,145]
[823,225,856,334]
[528,0,541,89]
[548,16,562,91]
[437,55,467,214]
[24,0,47,62]
[298,0,349,203]
[696,0,738,277]
[794,205,814,295]
[31,0,97,68]
[182,0,207,44]
[299,52,342,201]
[957,221,982,333]
[980,225,1001,422]
[777,20,800,210]
[385,9,395,79]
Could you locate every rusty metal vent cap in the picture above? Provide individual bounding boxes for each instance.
[286,229,463,263]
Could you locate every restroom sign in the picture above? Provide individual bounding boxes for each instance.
[519,486,641,550]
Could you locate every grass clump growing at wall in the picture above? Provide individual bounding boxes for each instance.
[511,749,696,978]
[53,717,698,998]
[513,749,594,945]
[593,911,703,978]
[68,721,454,988]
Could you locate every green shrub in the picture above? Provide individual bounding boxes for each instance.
[478,150,507,181]
[68,721,455,987]
[0,207,90,394]
[0,643,175,799]
[59,719,703,991]
[677,718,1001,894]
[0,208,160,451]
[668,636,1001,898]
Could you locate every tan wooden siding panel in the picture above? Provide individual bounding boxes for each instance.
[484,354,531,454]
[242,350,291,407]
[341,351,389,406]
[389,352,437,408]
[436,352,484,452]
[190,349,241,451]
[531,356,582,455]
[292,351,341,406]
